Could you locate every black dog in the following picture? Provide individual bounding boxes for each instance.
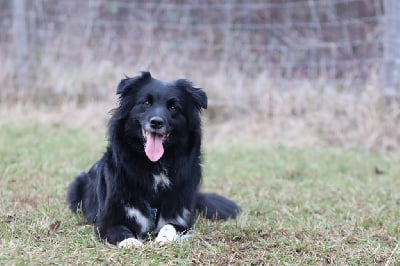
[67,72,240,247]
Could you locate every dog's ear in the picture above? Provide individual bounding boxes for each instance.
[117,71,152,95]
[176,79,208,110]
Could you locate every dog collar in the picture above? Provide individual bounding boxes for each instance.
[150,208,158,221]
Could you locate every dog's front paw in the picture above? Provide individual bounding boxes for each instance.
[118,237,143,248]
[155,224,177,246]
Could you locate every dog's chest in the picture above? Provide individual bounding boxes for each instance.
[123,169,172,235]
[152,172,170,192]
[152,168,171,192]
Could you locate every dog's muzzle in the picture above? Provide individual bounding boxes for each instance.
[142,116,170,162]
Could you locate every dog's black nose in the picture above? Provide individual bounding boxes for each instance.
[150,116,164,129]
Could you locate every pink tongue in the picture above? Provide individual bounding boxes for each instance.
[145,132,164,162]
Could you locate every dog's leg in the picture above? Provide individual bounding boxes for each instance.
[154,205,193,245]
[98,224,139,246]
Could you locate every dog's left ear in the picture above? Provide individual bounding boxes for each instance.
[117,71,152,95]
[176,79,208,110]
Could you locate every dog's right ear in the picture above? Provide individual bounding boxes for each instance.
[116,71,152,95]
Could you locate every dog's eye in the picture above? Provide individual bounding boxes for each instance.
[143,101,151,108]
[169,105,177,113]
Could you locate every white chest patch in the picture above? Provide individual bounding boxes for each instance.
[124,206,150,233]
[153,172,171,191]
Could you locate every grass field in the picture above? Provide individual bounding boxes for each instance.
[1,121,400,265]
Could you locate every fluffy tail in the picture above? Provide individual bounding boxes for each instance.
[195,192,241,220]
[67,172,87,213]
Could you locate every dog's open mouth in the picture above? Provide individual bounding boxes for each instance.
[143,130,169,162]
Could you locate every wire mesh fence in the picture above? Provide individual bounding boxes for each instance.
[0,0,399,101]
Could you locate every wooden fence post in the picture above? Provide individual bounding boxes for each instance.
[383,0,400,97]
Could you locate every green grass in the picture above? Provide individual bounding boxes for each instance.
[1,122,400,265]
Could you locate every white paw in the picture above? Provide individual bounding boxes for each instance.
[155,224,177,246]
[118,237,143,248]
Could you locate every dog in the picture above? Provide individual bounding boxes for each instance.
[67,71,240,247]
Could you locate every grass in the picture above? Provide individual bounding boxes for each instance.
[1,121,400,265]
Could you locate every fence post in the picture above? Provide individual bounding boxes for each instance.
[383,0,400,97]
[13,0,29,93]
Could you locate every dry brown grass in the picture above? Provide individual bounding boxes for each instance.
[2,69,399,152]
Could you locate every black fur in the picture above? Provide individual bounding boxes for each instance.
[67,71,240,245]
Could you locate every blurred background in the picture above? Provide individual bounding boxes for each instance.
[1,0,399,150]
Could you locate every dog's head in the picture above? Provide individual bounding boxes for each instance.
[110,71,207,162]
